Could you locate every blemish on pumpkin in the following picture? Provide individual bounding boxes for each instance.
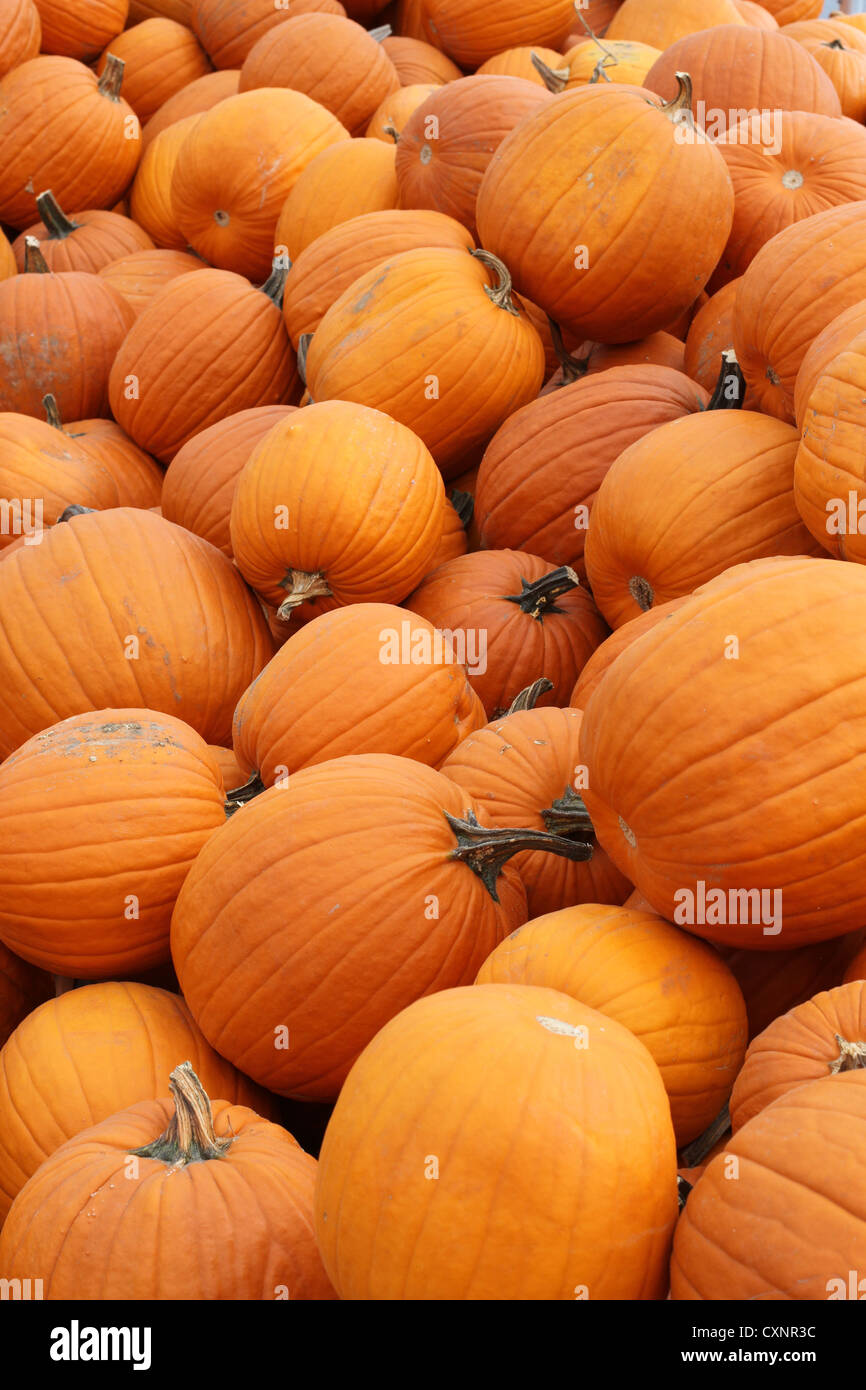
[213,210,230,226]
[419,143,433,164]
[766,365,781,385]
[536,1015,581,1037]
[618,816,637,849]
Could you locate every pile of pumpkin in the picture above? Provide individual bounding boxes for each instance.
[2,0,866,1303]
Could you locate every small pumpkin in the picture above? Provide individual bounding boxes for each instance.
[475,45,563,83]
[95,18,212,123]
[382,33,461,84]
[0,408,122,541]
[799,34,866,120]
[272,139,398,262]
[545,38,660,88]
[97,246,206,315]
[0,943,51,1050]
[12,189,154,273]
[366,83,437,142]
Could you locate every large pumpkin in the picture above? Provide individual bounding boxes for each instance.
[476,905,748,1144]
[97,246,207,315]
[0,0,41,80]
[95,18,212,124]
[33,0,128,61]
[0,943,51,1050]
[12,190,154,273]
[570,597,692,710]
[128,111,199,249]
[0,1062,336,1299]
[794,319,866,566]
[191,0,346,67]
[272,139,398,262]
[314,983,678,1299]
[0,507,273,758]
[476,80,735,344]
[0,410,121,542]
[607,0,746,46]
[421,0,575,65]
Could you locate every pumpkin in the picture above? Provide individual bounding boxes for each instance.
[109,264,298,463]
[0,0,41,80]
[607,0,746,47]
[794,320,866,565]
[800,35,866,121]
[761,0,821,20]
[0,944,51,1050]
[794,300,866,429]
[382,33,461,84]
[239,15,399,135]
[209,743,246,793]
[272,139,398,262]
[129,0,193,20]
[95,19,212,124]
[232,602,486,782]
[12,190,154,274]
[473,45,558,82]
[314,982,677,1299]
[0,232,15,282]
[0,1061,335,1299]
[441,706,630,918]
[834,10,866,37]
[52,415,164,508]
[171,754,593,1098]
[781,16,866,48]
[734,200,866,421]
[0,409,124,543]
[170,88,350,279]
[476,80,734,345]
[366,83,437,142]
[683,279,747,394]
[564,0,620,41]
[305,247,545,480]
[394,76,551,240]
[405,549,609,716]
[0,56,141,229]
[229,400,444,617]
[0,239,136,419]
[643,27,842,134]
[722,933,866,1039]
[428,490,470,569]
[421,0,575,66]
[584,409,820,629]
[579,555,866,949]
[141,67,239,149]
[97,246,206,315]
[34,0,128,61]
[476,905,747,1144]
[162,404,296,556]
[670,1071,866,1300]
[128,111,200,249]
[542,331,687,393]
[569,597,692,709]
[475,364,709,578]
[735,0,779,25]
[191,0,345,68]
[0,508,273,757]
[280,207,473,348]
[0,980,276,1221]
[546,38,660,88]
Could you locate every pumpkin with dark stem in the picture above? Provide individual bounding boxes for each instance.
[0,407,121,542]
[12,190,154,273]
[95,18,212,124]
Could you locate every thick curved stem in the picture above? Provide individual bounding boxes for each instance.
[829,1033,866,1073]
[42,394,63,430]
[705,348,746,411]
[540,785,595,838]
[98,53,126,100]
[131,1062,233,1167]
[470,248,520,317]
[224,770,266,817]
[23,237,50,274]
[530,50,570,92]
[503,565,580,619]
[35,190,79,240]
[277,569,332,618]
[259,258,289,308]
[449,488,474,531]
[548,317,589,386]
[58,505,97,522]
[505,677,553,713]
[657,71,694,128]
[677,1102,731,1169]
[446,808,593,902]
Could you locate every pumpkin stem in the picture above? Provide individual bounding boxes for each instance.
[628,574,654,611]
[530,51,571,92]
[657,72,694,129]
[828,1033,866,1073]
[98,53,126,100]
[503,565,580,620]
[277,569,332,618]
[540,785,595,838]
[35,190,80,240]
[826,38,847,49]
[505,677,554,713]
[23,236,50,274]
[470,249,520,317]
[445,808,592,903]
[369,23,392,40]
[296,333,312,387]
[677,1102,731,1169]
[382,122,400,144]
[131,1062,233,1167]
[705,348,746,411]
[259,257,289,308]
[449,488,473,530]
[58,505,97,522]
[224,770,266,817]
[677,1174,693,1211]
[548,317,589,386]
[42,393,64,431]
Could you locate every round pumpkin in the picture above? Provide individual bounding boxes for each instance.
[272,138,398,262]
[422,0,574,65]
[382,33,461,84]
[0,410,122,542]
[475,45,563,83]
[141,67,239,150]
[129,111,200,249]
[569,596,692,709]
[366,83,437,142]
[734,0,779,25]
[34,0,128,61]
[95,19,212,125]
[606,0,746,46]
[0,943,51,1050]
[552,38,660,87]
[54,415,164,508]
[12,190,154,273]
[191,0,346,67]
[800,34,866,120]
[761,0,821,21]
[0,0,41,80]
[97,246,207,315]
[794,320,866,566]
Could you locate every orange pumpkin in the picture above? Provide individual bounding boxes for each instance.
[366,83,437,142]
[541,331,687,393]
[794,319,866,565]
[0,0,41,80]
[781,15,866,47]
[606,0,746,47]
[570,597,692,710]
[97,246,206,315]
[734,0,779,25]
[721,932,866,1040]
[800,34,866,120]
[129,0,193,21]
[0,410,122,541]
[762,0,821,21]
[314,983,678,1299]
[12,190,154,273]
[548,38,660,87]
[141,67,239,150]
[794,300,866,428]
[476,45,563,83]
[0,943,51,1050]
[129,111,200,249]
[421,0,575,65]
[34,0,128,61]
[53,415,164,508]
[683,279,746,394]
[427,490,470,569]
[272,139,398,261]
[95,19,212,124]
[382,33,461,84]
[191,0,345,67]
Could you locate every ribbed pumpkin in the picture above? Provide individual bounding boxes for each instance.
[428,491,470,569]
[305,247,545,479]
[722,933,866,1040]
[405,549,609,716]
[683,279,747,394]
[12,191,154,273]
[643,26,841,133]
[476,81,734,344]
[421,0,575,65]
[109,265,298,463]
[476,905,748,1144]
[272,139,398,262]
[0,240,135,418]
[606,0,746,47]
[366,83,437,141]
[475,365,709,577]
[794,321,866,566]
[0,508,273,758]
[763,0,821,20]
[0,56,141,229]
[314,983,677,1300]
[546,38,660,87]
[0,410,122,541]
[735,0,779,24]
[239,15,399,135]
[0,0,41,80]
[280,207,473,348]
[570,597,691,710]
[170,88,350,278]
[671,1071,866,1300]
[0,1063,336,1300]
[97,246,206,314]
[794,300,866,428]
[141,67,239,149]
[545,333,687,390]
[782,15,866,47]
[800,34,866,120]
[230,400,444,617]
[579,555,866,948]
[734,200,866,421]
[161,404,296,556]
[171,755,593,1098]
[129,0,193,20]
[0,943,51,1050]
[0,980,276,1221]
[129,111,199,249]
[475,45,563,83]
[95,19,212,124]
[584,409,820,629]
[191,0,345,67]
[441,706,630,918]
[232,602,486,782]
[382,33,461,84]
[54,415,164,508]
[34,0,128,60]
[394,76,551,238]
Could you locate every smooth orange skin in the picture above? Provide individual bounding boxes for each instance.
[734,200,866,421]
[722,932,866,1039]
[476,365,708,577]
[306,247,546,479]
[192,0,345,68]
[580,556,866,948]
[62,418,164,509]
[794,300,866,429]
[585,410,820,629]
[782,15,866,47]
[0,1093,336,1300]
[129,112,200,249]
[0,0,40,80]
[0,56,141,229]
[128,0,193,22]
[382,34,460,85]
[315,983,678,1300]
[141,67,239,150]
[230,400,444,611]
[273,139,398,261]
[232,602,486,783]
[570,598,690,710]
[795,322,866,564]
[0,980,277,1221]
[96,18,211,122]
[209,743,246,793]
[366,83,437,141]
[0,943,51,1050]
[12,207,154,274]
[280,207,474,348]
[0,508,274,758]
[476,905,747,1144]
[422,0,575,65]
[671,1071,866,1300]
[606,0,745,46]
[0,412,120,543]
[170,88,350,278]
[731,981,866,1132]
[109,269,299,462]
[162,404,296,556]
[476,86,734,345]
[171,755,529,1100]
[97,248,207,315]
